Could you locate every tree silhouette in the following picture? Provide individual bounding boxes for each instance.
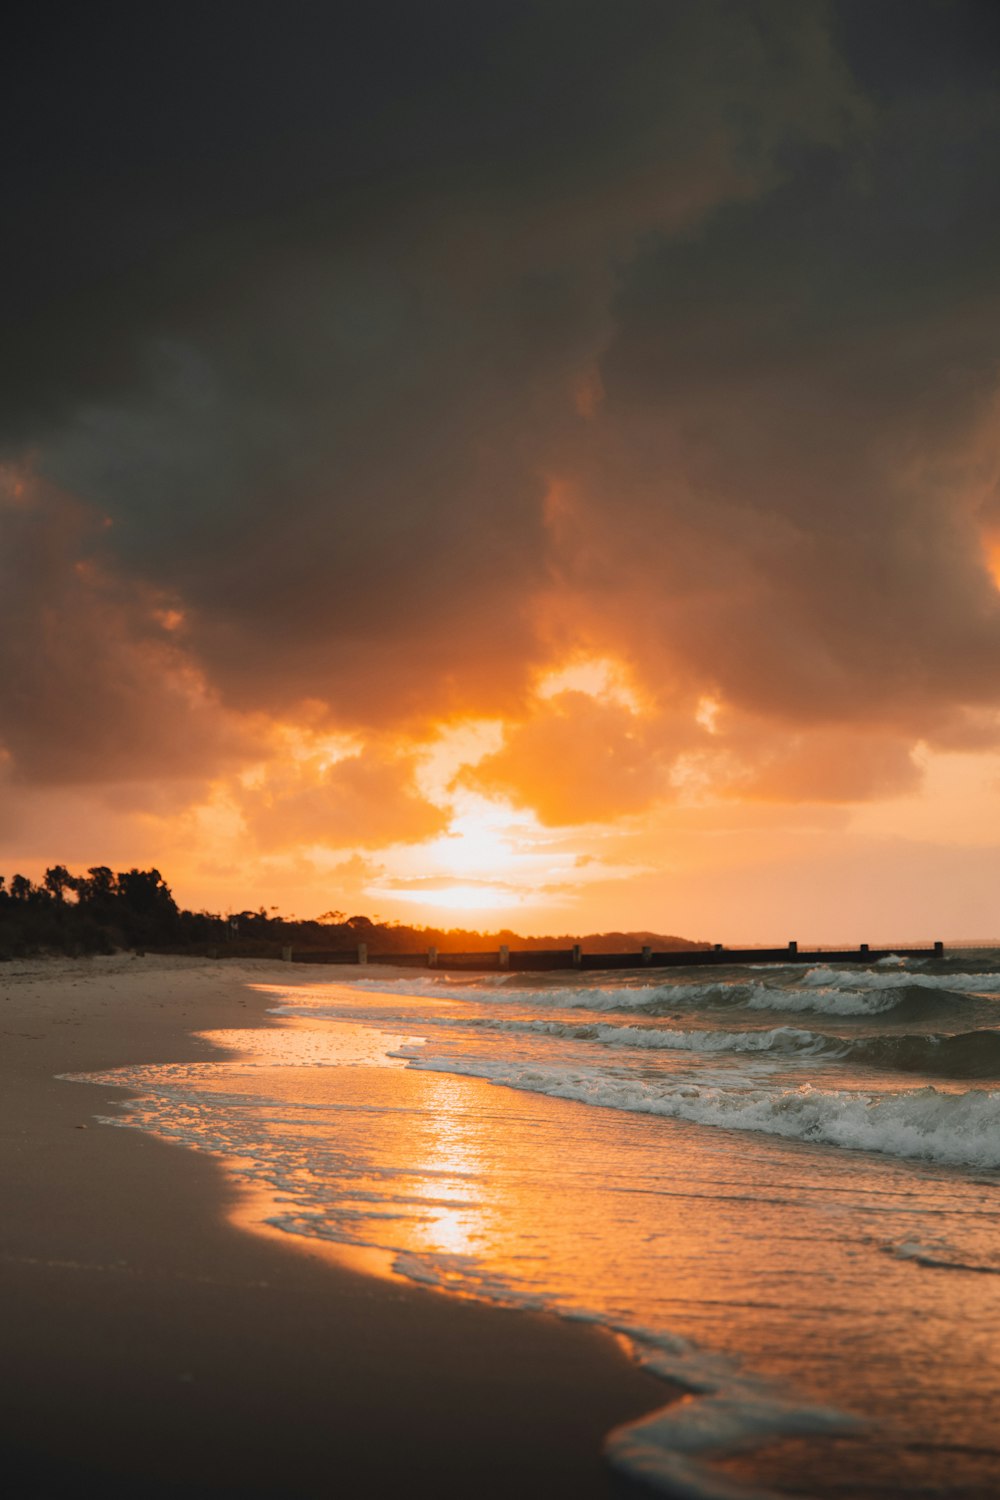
[116,868,177,920]
[44,865,73,903]
[79,867,116,904]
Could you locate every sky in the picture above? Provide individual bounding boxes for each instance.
[4,0,1000,943]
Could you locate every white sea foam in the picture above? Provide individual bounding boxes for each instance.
[886,1239,1000,1275]
[343,974,517,998]
[342,975,721,1009]
[488,1018,830,1056]
[801,965,1000,994]
[605,1392,855,1500]
[340,975,863,1015]
[385,1246,857,1500]
[334,968,1000,1021]
[395,1050,1000,1168]
[742,986,902,1016]
[734,968,1000,1017]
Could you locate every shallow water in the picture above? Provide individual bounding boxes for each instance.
[76,957,1000,1498]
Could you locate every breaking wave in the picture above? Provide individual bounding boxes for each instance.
[395,1049,1000,1169]
[474,1018,1000,1079]
[344,969,1000,1021]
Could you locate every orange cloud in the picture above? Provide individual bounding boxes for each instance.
[463,691,678,825]
[726,726,922,804]
[0,469,255,788]
[236,744,450,853]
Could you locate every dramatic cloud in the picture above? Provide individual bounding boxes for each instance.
[0,469,254,786]
[5,2,864,734]
[4,1,1000,932]
[237,745,450,852]
[465,691,686,824]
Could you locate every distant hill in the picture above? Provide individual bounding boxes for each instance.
[480,929,707,954]
[275,914,707,955]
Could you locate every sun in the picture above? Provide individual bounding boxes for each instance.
[370,791,551,914]
[422,797,525,878]
[391,883,527,913]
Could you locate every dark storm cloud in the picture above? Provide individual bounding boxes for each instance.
[551,51,1000,741]
[3,0,845,439]
[0,472,251,784]
[3,0,1000,807]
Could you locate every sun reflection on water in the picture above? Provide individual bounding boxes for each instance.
[410,1074,486,1260]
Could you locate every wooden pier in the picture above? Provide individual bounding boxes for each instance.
[287,941,944,972]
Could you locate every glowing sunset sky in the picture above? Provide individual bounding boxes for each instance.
[5,1,1000,941]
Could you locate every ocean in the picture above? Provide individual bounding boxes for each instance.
[77,954,1000,1498]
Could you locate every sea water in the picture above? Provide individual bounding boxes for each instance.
[75,955,1000,1498]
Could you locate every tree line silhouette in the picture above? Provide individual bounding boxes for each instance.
[0,865,181,957]
[0,865,703,960]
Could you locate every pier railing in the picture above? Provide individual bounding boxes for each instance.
[285,941,944,972]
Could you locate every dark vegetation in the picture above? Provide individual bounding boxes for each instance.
[0,865,704,960]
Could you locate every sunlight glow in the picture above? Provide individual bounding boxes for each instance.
[535,654,642,711]
[423,795,527,877]
[414,719,506,803]
[695,695,721,734]
[239,723,362,790]
[386,882,526,911]
[987,538,1000,590]
[153,607,186,632]
[370,790,576,913]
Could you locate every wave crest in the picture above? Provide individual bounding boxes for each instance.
[397,1050,1000,1168]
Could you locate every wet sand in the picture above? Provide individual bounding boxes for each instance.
[0,954,669,1498]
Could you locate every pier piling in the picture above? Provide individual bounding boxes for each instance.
[288,941,944,973]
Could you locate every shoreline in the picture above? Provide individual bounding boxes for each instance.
[0,954,671,1498]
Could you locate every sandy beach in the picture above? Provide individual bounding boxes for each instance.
[0,954,668,1498]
